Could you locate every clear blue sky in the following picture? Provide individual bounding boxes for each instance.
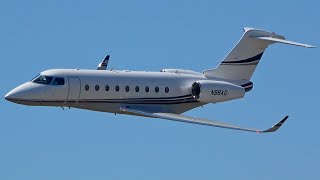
[1,0,319,179]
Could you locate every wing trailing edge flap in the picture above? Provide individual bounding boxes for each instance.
[120,106,288,133]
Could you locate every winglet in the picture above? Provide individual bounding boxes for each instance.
[260,116,289,133]
[97,55,110,70]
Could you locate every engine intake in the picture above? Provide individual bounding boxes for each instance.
[191,82,201,98]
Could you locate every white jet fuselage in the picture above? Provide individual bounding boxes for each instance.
[7,69,228,115]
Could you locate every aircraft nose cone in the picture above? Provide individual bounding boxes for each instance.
[5,91,14,102]
[5,82,37,104]
[5,88,22,103]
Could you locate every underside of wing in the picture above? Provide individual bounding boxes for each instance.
[120,106,288,133]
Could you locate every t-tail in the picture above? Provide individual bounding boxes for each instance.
[204,28,315,86]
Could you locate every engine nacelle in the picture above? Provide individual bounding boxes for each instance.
[191,80,245,103]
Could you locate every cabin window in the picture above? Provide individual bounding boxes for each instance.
[115,85,120,92]
[135,86,139,92]
[85,85,89,91]
[95,85,99,91]
[165,87,169,93]
[52,78,65,85]
[155,86,159,93]
[125,86,130,92]
[33,75,53,84]
[105,85,109,91]
[145,86,149,92]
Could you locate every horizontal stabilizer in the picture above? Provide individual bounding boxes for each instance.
[120,106,288,133]
[256,36,316,48]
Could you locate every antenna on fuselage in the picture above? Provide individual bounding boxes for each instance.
[97,55,110,70]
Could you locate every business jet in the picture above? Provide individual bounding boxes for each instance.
[5,28,315,133]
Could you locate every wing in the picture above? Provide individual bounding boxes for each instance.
[120,106,288,133]
[97,55,110,70]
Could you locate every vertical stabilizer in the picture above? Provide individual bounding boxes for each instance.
[203,28,314,81]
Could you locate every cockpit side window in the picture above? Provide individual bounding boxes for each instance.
[33,75,53,84]
[52,78,65,85]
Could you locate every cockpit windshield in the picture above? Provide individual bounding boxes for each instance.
[32,75,65,85]
[33,75,53,84]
